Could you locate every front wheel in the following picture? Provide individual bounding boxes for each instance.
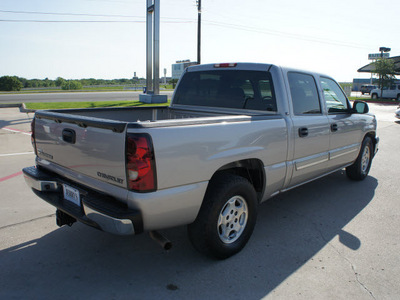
[371,93,378,100]
[188,173,258,259]
[346,137,373,181]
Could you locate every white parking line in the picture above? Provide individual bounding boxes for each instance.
[0,152,34,157]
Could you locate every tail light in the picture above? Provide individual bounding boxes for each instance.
[31,117,37,155]
[126,133,156,192]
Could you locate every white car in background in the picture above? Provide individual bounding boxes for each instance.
[371,84,400,101]
[395,106,400,119]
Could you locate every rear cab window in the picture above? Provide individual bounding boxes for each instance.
[173,70,277,112]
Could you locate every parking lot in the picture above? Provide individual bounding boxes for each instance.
[0,103,399,299]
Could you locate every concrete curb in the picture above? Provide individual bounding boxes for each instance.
[0,103,21,108]
[363,100,399,106]
[0,103,36,113]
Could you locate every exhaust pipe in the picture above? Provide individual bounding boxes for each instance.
[149,231,172,250]
[56,209,76,227]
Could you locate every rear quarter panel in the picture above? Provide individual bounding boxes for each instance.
[135,117,288,191]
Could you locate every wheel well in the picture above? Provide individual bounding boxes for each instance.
[365,132,378,153]
[212,159,264,201]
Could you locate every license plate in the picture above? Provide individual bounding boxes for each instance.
[63,184,81,207]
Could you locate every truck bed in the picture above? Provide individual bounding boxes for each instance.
[35,105,263,131]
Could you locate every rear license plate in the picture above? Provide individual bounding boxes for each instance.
[63,184,81,207]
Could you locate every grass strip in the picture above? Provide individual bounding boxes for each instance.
[25,100,171,110]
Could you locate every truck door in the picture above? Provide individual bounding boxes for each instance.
[319,77,363,170]
[287,72,331,187]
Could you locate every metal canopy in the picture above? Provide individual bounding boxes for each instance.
[357,55,400,75]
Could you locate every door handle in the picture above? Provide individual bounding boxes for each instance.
[331,123,338,132]
[298,127,308,137]
[62,128,76,144]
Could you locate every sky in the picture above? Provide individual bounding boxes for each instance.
[0,0,399,82]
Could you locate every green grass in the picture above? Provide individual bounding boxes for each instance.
[25,100,171,110]
[1,85,174,94]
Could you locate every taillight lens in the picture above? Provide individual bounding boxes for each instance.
[126,133,156,192]
[31,117,37,155]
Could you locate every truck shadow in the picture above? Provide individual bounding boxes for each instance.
[0,171,377,299]
[0,116,33,129]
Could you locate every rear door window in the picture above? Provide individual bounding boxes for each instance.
[288,72,321,115]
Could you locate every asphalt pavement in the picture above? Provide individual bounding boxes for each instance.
[0,103,399,299]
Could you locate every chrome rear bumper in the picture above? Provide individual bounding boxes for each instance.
[23,166,143,235]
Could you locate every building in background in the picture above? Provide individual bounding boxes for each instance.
[172,60,198,79]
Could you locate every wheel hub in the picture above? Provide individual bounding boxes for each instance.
[217,195,248,244]
[361,146,370,174]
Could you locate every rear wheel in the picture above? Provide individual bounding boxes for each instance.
[188,173,258,259]
[346,137,373,181]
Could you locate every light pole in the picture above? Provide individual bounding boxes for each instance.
[139,0,167,104]
[197,0,201,64]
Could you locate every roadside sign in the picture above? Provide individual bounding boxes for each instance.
[369,53,390,60]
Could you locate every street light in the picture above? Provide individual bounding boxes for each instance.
[379,47,391,55]
[196,0,201,64]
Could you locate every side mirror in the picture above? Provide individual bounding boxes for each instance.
[352,100,369,114]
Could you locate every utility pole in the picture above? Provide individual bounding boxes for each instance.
[197,0,201,64]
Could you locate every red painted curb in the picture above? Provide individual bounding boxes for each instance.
[0,171,23,183]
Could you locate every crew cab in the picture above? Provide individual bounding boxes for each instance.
[23,63,378,259]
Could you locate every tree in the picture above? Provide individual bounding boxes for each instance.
[169,78,178,89]
[55,77,66,87]
[373,58,397,97]
[61,80,83,90]
[0,76,23,91]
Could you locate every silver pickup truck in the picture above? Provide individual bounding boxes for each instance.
[23,63,378,259]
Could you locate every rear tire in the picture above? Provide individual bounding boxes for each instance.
[346,137,373,181]
[188,173,258,259]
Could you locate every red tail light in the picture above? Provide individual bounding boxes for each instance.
[31,117,37,155]
[126,133,156,192]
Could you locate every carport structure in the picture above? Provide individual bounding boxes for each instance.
[358,55,400,75]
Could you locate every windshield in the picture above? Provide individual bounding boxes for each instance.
[173,70,277,111]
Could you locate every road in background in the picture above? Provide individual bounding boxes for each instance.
[0,104,399,299]
[0,91,375,105]
[0,91,174,104]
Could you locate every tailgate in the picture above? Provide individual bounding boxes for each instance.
[34,111,127,188]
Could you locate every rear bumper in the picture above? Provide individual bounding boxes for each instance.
[23,166,143,235]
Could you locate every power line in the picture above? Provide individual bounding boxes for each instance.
[0,19,144,23]
[0,9,371,49]
[0,9,143,18]
[0,19,194,24]
[0,9,194,21]
[202,20,371,50]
